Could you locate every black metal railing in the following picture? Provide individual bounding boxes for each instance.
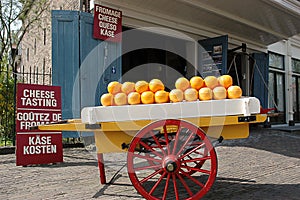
[0,65,51,146]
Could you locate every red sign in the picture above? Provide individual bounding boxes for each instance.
[16,83,63,166]
[16,133,63,166]
[16,83,61,109]
[16,110,62,132]
[93,4,122,42]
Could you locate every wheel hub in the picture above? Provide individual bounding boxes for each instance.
[166,161,177,172]
[163,155,179,173]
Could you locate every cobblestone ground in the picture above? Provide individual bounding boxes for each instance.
[0,127,299,200]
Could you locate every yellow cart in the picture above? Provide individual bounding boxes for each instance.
[35,97,267,200]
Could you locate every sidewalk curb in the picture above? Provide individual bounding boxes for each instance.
[0,146,15,155]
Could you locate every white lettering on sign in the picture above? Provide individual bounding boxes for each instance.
[21,89,57,107]
[95,5,121,18]
[28,136,51,145]
[52,113,62,121]
[20,97,57,107]
[98,14,117,24]
[23,89,55,99]
[17,112,50,121]
[20,121,49,130]
[23,136,56,155]
[93,4,121,41]
[99,21,117,31]
[100,29,115,37]
[23,145,57,155]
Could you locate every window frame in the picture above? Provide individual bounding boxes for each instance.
[269,52,285,70]
[292,58,300,73]
[268,51,286,124]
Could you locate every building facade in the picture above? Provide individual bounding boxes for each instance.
[20,0,86,85]
[267,35,300,123]
[21,0,300,125]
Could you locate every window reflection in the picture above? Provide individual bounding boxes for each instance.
[276,74,284,112]
[268,73,275,109]
[269,53,284,69]
[292,59,300,73]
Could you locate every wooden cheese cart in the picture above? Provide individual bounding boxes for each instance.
[34,97,267,199]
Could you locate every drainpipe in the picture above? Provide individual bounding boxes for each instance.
[80,0,83,11]
[241,43,250,96]
[80,0,91,12]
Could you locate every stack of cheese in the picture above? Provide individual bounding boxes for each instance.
[100,75,242,106]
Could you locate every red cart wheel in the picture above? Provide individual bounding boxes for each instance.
[127,119,217,200]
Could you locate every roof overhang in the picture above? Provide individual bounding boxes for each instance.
[97,0,300,47]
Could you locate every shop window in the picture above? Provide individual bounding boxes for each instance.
[292,58,300,73]
[268,52,285,124]
[292,58,300,122]
[121,27,192,91]
[269,52,284,69]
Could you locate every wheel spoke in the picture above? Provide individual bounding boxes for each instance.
[171,125,182,154]
[172,174,179,200]
[179,169,205,188]
[140,169,164,184]
[181,156,211,164]
[163,125,171,154]
[149,130,166,156]
[178,143,206,160]
[176,173,193,197]
[186,155,199,165]
[134,164,161,171]
[162,173,171,200]
[175,131,195,157]
[149,171,167,195]
[189,141,204,146]
[182,161,191,172]
[133,153,162,163]
[140,141,164,158]
[181,166,211,175]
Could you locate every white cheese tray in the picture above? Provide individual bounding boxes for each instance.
[81,97,261,124]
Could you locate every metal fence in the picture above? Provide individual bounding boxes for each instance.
[0,65,51,146]
[18,65,52,85]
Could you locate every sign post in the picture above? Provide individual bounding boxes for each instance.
[16,83,63,166]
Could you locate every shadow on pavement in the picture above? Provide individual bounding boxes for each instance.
[92,174,299,199]
[20,161,98,168]
[204,176,300,200]
[221,127,300,159]
[0,159,16,165]
[93,174,139,198]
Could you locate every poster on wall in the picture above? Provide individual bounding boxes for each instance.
[93,4,122,42]
[16,83,63,166]
[198,35,228,77]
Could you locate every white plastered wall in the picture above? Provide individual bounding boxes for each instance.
[268,35,300,123]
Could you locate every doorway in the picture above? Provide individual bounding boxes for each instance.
[121,27,195,91]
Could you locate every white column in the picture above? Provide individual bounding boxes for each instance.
[286,39,293,124]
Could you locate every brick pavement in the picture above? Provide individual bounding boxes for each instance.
[0,127,299,200]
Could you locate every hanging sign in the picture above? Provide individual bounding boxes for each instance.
[16,83,63,166]
[93,4,122,42]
